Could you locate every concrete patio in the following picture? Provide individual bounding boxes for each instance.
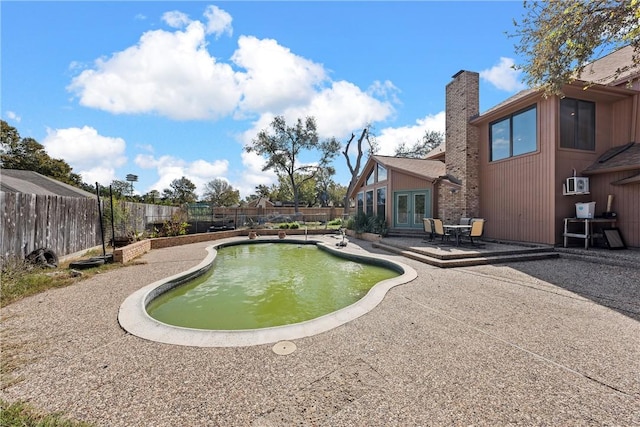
[1,235,638,426]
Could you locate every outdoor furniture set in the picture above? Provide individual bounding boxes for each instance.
[423,217,486,246]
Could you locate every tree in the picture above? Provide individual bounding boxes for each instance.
[513,0,640,95]
[163,176,197,205]
[202,178,240,207]
[246,116,340,212]
[342,126,377,215]
[1,120,84,187]
[109,179,132,199]
[395,130,444,158]
[143,190,161,204]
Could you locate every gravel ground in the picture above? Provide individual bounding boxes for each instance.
[1,236,639,426]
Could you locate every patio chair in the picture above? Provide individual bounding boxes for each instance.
[464,218,485,245]
[431,218,452,243]
[422,218,434,242]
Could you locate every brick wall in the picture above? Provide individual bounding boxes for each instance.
[113,239,151,264]
[113,228,333,263]
[442,70,480,220]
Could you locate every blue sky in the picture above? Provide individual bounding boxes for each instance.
[2,1,530,198]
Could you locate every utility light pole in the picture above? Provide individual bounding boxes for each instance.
[126,174,138,198]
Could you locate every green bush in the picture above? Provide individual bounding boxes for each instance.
[289,222,300,229]
[328,218,343,226]
[348,212,388,236]
[278,223,290,229]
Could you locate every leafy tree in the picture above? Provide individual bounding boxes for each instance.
[202,178,240,207]
[142,190,161,204]
[1,120,84,187]
[162,176,197,205]
[246,116,340,212]
[313,166,337,207]
[342,126,377,215]
[109,179,132,199]
[395,130,444,158]
[512,0,640,95]
[326,181,347,207]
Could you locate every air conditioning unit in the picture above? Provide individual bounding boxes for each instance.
[565,177,590,195]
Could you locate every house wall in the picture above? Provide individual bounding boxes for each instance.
[474,85,640,247]
[477,96,557,244]
[554,90,640,248]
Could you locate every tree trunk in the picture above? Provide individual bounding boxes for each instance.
[342,128,369,216]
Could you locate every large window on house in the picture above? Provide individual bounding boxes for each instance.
[356,192,364,214]
[490,106,537,161]
[366,170,375,186]
[376,187,386,219]
[560,98,595,150]
[365,190,374,216]
[377,164,387,182]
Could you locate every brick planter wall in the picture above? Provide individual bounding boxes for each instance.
[113,228,336,263]
[113,240,152,264]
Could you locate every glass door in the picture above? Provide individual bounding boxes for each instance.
[413,193,426,225]
[394,190,430,229]
[396,194,409,226]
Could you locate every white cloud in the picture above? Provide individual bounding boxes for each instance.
[232,36,328,113]
[288,80,395,139]
[480,57,526,92]
[375,112,445,156]
[135,154,229,197]
[68,21,242,120]
[66,8,397,135]
[42,126,127,184]
[235,151,278,198]
[5,111,21,123]
[162,11,191,28]
[204,5,232,38]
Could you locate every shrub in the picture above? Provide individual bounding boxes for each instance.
[289,222,300,229]
[348,212,388,236]
[278,223,290,229]
[328,218,343,226]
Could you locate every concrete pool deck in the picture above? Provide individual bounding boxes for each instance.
[1,234,639,425]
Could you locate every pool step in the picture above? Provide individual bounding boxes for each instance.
[372,242,559,268]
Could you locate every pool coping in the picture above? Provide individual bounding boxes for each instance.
[118,236,417,347]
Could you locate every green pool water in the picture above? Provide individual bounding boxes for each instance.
[146,242,399,330]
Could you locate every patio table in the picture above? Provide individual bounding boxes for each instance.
[443,224,472,246]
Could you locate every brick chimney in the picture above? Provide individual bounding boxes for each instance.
[441,70,480,221]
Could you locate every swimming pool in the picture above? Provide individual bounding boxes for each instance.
[146,242,400,330]
[118,237,417,347]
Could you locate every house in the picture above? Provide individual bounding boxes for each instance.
[246,196,275,209]
[349,46,639,247]
[0,169,95,197]
[349,155,453,230]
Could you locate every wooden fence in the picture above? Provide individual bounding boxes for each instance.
[0,193,180,260]
[1,193,102,260]
[1,193,350,261]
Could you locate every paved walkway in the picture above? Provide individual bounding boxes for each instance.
[1,236,639,426]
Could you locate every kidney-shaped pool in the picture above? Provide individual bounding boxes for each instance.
[118,238,417,347]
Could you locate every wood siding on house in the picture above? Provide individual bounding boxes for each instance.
[477,89,639,247]
[588,170,640,247]
[478,97,557,244]
[390,173,432,192]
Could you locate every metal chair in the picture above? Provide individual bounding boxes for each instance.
[459,217,472,225]
[465,218,485,245]
[423,218,434,242]
[431,218,452,243]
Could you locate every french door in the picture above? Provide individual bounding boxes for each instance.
[394,191,431,229]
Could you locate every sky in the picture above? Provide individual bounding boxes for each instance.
[2,1,531,199]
